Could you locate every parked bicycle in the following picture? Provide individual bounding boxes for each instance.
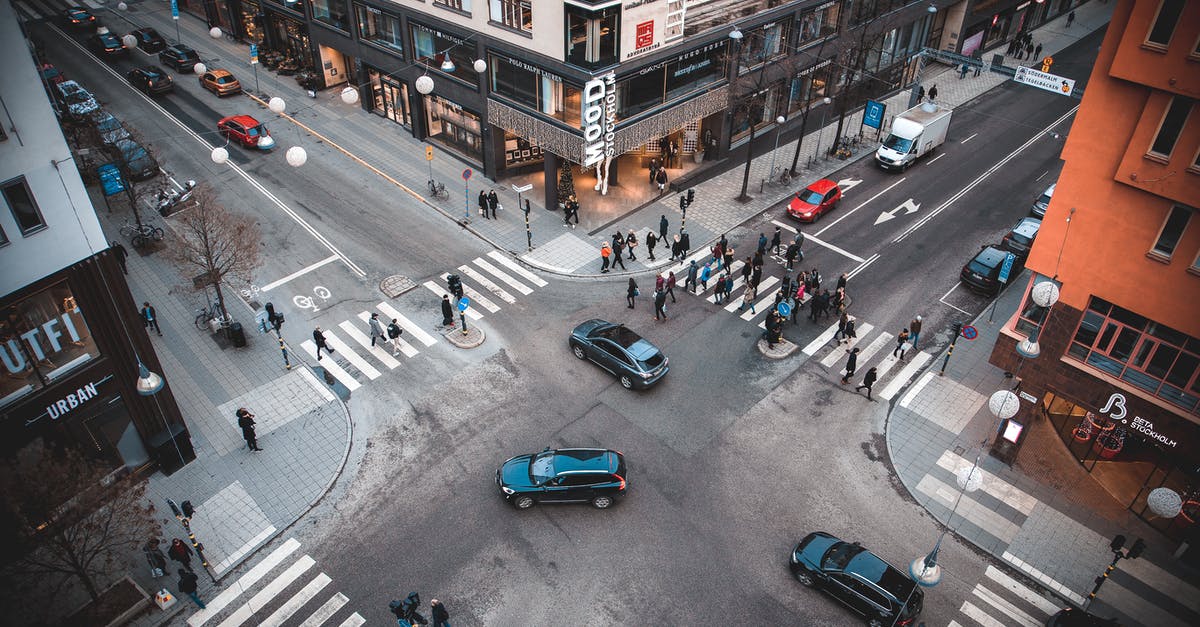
[194,302,230,331]
[427,179,448,200]
[119,218,164,249]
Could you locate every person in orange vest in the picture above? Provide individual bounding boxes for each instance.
[600,241,612,273]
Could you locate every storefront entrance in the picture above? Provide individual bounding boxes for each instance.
[267,13,312,68]
[423,95,483,164]
[367,69,410,128]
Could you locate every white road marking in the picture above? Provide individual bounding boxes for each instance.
[665,247,714,277]
[898,371,934,409]
[212,525,277,575]
[353,313,417,358]
[188,538,300,626]
[375,303,437,347]
[14,2,44,20]
[342,319,403,367]
[486,251,548,286]
[1001,551,1087,606]
[853,329,892,366]
[322,331,381,380]
[847,253,881,280]
[939,452,1039,514]
[441,273,500,312]
[457,265,516,303]
[802,321,841,355]
[217,555,316,627]
[878,351,932,400]
[259,573,331,627]
[423,282,483,319]
[985,565,1061,615]
[336,614,365,627]
[298,368,337,402]
[297,593,349,627]
[300,342,361,391]
[738,276,781,320]
[814,177,907,237]
[938,282,974,316]
[927,153,946,165]
[821,325,883,368]
[261,255,339,292]
[960,600,1006,627]
[961,132,979,144]
[770,220,865,262]
[972,584,1042,627]
[473,259,533,295]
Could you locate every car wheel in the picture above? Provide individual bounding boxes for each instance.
[512,496,535,510]
[793,570,815,587]
[867,617,885,627]
[620,375,634,390]
[591,495,613,509]
[572,344,586,360]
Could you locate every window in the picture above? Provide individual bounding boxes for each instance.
[1146,0,1185,48]
[310,0,349,31]
[0,223,7,246]
[1,282,99,407]
[1014,279,1057,336]
[1151,205,1193,258]
[664,42,725,102]
[488,54,581,125]
[3,177,45,236]
[434,0,471,11]
[355,4,403,53]
[1150,97,1193,157]
[565,6,618,68]
[798,3,839,46]
[411,23,479,84]
[490,0,531,33]
[737,21,790,73]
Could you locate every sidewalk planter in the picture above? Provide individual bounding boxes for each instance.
[63,575,151,626]
[1092,433,1124,460]
[1072,425,1095,443]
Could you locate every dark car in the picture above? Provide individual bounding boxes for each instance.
[39,63,65,85]
[960,245,1025,296]
[110,139,159,181]
[128,27,166,53]
[496,448,627,510]
[88,111,131,145]
[63,6,97,28]
[787,178,842,222]
[159,45,200,72]
[569,319,668,389]
[1045,607,1120,626]
[790,532,923,627]
[1001,217,1042,259]
[1031,182,1055,218]
[89,29,128,58]
[127,66,174,95]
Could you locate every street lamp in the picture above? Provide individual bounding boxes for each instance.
[767,115,787,183]
[813,97,833,159]
[136,360,164,395]
[909,4,940,108]
[1016,280,1059,358]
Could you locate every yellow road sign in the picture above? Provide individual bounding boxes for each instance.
[425,146,434,161]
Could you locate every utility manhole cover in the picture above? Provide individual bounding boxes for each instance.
[380,275,416,298]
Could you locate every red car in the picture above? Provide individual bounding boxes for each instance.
[217,115,275,150]
[787,178,842,222]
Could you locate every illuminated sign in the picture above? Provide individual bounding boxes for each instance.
[635,20,654,49]
[581,72,617,167]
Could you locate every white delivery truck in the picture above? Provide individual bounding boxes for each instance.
[875,102,953,171]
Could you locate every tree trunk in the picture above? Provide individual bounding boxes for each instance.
[212,270,229,327]
[790,103,815,174]
[738,120,757,201]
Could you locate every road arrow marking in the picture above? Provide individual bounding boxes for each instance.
[874,198,920,225]
[837,177,864,194]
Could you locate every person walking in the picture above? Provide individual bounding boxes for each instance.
[1033,42,1043,61]
[959,63,970,79]
[659,214,669,242]
[770,227,782,255]
[612,237,627,270]
[648,157,659,186]
[1025,42,1034,60]
[654,289,668,321]
[626,278,638,309]
[834,311,849,343]
[739,283,757,314]
[626,230,639,261]
[856,367,878,400]
[477,190,488,220]
[440,294,455,328]
[916,85,925,102]
[237,407,262,451]
[487,189,499,219]
[741,257,753,286]
[563,196,579,227]
[909,315,923,348]
[710,241,724,270]
[655,167,668,192]
[600,242,612,273]
[655,272,665,295]
[808,267,822,292]
[313,326,334,360]
[141,302,161,336]
[680,229,691,257]
[757,232,768,256]
[645,230,658,261]
[699,263,711,291]
[723,272,735,302]
[841,348,859,384]
[368,312,385,347]
[751,263,763,289]
[387,318,404,356]
[928,85,938,101]
[836,272,848,292]
[670,234,682,261]
[894,328,911,361]
[1066,10,1075,27]
[713,274,726,304]
[845,315,857,344]
[111,241,128,274]
[763,311,782,349]
[685,260,699,292]
[666,271,677,303]
[178,568,205,608]
[167,538,194,572]
[430,599,450,627]
[785,242,798,270]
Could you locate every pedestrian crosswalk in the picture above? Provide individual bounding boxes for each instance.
[803,318,932,400]
[300,254,546,392]
[185,538,364,627]
[948,565,1062,627]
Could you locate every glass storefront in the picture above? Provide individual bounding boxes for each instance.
[355,3,404,54]
[489,54,581,126]
[503,132,543,168]
[367,67,410,128]
[410,22,479,84]
[1,282,98,408]
[731,82,784,143]
[311,0,350,32]
[617,41,726,119]
[787,60,832,115]
[424,95,482,162]
[240,0,263,42]
[269,13,312,67]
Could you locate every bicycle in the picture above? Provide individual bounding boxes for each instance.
[194,302,229,331]
[427,179,448,200]
[119,218,164,248]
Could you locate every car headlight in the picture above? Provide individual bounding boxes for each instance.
[501,486,515,495]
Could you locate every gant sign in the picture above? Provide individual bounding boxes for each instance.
[581,72,617,168]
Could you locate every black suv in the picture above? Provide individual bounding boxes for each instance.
[960,245,1024,296]
[569,319,668,389]
[496,448,627,510]
[159,45,200,72]
[790,532,923,627]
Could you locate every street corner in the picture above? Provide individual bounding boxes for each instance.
[442,324,485,348]
[758,338,798,359]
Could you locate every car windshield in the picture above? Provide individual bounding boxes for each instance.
[883,134,912,153]
[821,541,865,570]
[1010,230,1033,246]
[65,90,91,104]
[797,189,823,205]
[529,451,555,484]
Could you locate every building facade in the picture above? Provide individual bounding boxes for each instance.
[988,0,1199,543]
[1,0,193,475]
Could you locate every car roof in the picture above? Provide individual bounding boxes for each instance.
[58,80,85,92]
[165,44,197,54]
[1043,183,1056,196]
[807,179,839,193]
[845,550,915,598]
[551,448,617,473]
[1011,217,1041,237]
[974,246,1008,267]
[208,69,234,77]
[221,115,259,126]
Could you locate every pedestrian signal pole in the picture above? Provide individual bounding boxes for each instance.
[939,322,963,376]
[167,498,217,583]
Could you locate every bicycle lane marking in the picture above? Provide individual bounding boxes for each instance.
[262,255,340,292]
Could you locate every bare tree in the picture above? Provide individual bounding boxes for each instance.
[827,4,912,151]
[167,186,263,326]
[0,441,158,605]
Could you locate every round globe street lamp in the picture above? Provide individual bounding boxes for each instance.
[340,85,360,105]
[1147,487,1183,518]
[194,62,207,75]
[414,74,435,95]
[286,146,307,167]
[767,115,787,186]
[268,96,287,114]
[210,146,229,165]
[1016,280,1060,358]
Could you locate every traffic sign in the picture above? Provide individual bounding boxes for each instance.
[998,252,1017,283]
[863,100,886,130]
[425,146,434,161]
[462,168,472,181]
[1013,65,1075,97]
[457,296,470,312]
[961,325,978,340]
[512,183,533,193]
[250,43,259,65]
[777,301,792,318]
[1041,56,1053,72]
[170,0,179,18]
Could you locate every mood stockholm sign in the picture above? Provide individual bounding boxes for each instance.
[582,72,617,168]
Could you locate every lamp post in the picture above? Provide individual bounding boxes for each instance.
[908,5,940,108]
[767,115,787,183]
[813,97,833,159]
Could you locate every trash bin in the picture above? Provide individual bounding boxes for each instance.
[229,322,247,347]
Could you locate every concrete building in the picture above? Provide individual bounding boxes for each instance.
[988,0,1200,547]
[0,0,193,475]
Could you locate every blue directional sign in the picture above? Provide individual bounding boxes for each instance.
[998,252,1017,283]
[863,100,886,129]
[776,301,792,318]
[170,0,179,18]
[97,163,126,196]
[457,296,470,312]
[250,44,259,65]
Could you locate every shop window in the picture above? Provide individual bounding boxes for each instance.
[310,0,349,31]
[1149,97,1193,158]
[411,23,479,84]
[618,70,665,119]
[682,0,775,37]
[565,5,618,68]
[2,176,46,236]
[1150,204,1192,259]
[434,0,471,11]
[355,4,403,53]
[1145,0,1185,49]
[787,62,831,115]
[798,3,839,46]
[731,84,783,144]
[503,132,543,168]
[664,43,725,102]
[737,21,790,73]
[1014,279,1055,337]
[424,95,483,163]
[1,282,99,407]
[490,0,531,33]
[488,54,580,125]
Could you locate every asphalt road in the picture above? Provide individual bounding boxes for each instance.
[35,11,1103,625]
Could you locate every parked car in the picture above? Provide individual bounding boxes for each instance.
[159,45,200,72]
[1031,182,1055,218]
[127,66,174,95]
[39,63,65,85]
[62,6,97,28]
[54,80,99,119]
[217,115,275,150]
[569,319,668,389]
[128,27,166,53]
[1045,607,1120,626]
[88,28,127,58]
[787,178,842,222]
[110,139,159,181]
[1001,217,1042,259]
[496,448,627,510]
[199,69,241,96]
[960,245,1025,296]
[88,111,131,145]
[789,531,923,627]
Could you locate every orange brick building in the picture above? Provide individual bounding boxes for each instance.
[989,0,1200,542]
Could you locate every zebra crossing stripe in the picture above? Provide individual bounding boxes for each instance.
[985,566,1061,615]
[802,321,841,355]
[259,573,332,627]
[878,351,932,400]
[771,219,798,233]
[14,2,44,19]
[352,314,416,358]
[960,600,1007,627]
[340,319,402,368]
[376,303,437,347]
[870,350,904,380]
[486,250,548,286]
[321,331,382,380]
[300,341,361,392]
[853,330,893,367]
[457,265,516,303]
[820,323,878,368]
[297,593,349,627]
[972,583,1043,627]
[337,614,366,627]
[473,259,533,295]
[422,281,483,319]
[187,538,301,626]
[441,273,500,312]
[217,555,316,627]
[738,276,781,320]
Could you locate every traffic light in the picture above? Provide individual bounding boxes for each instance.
[679,196,686,211]
[1109,534,1126,552]
[1127,538,1146,559]
[686,189,695,205]
[952,322,963,338]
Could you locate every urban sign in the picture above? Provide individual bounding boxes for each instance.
[1013,65,1075,97]
[44,377,106,421]
[581,71,617,168]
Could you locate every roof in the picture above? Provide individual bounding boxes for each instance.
[552,449,616,473]
[220,115,261,127]
[207,69,234,77]
[806,179,839,193]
